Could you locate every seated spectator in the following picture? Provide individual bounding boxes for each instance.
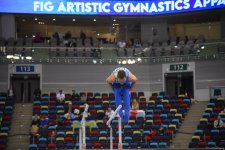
[56,90,65,103]
[31,124,39,136]
[32,113,40,125]
[64,100,72,114]
[64,104,75,121]
[64,111,75,121]
[221,108,225,113]
[40,115,49,137]
[56,115,64,127]
[158,125,165,136]
[74,108,80,118]
[105,107,115,119]
[40,115,49,128]
[117,41,126,48]
[134,39,142,48]
[131,98,139,110]
[213,115,224,129]
[126,38,134,48]
[71,90,80,100]
[80,94,87,103]
[85,112,94,121]
[206,121,213,132]
[49,130,56,143]
[34,32,43,43]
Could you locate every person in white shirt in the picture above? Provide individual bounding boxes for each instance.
[105,107,115,119]
[56,90,65,103]
[214,115,224,129]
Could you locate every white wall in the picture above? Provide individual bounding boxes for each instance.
[195,89,210,101]
[0,65,8,92]
[0,60,225,100]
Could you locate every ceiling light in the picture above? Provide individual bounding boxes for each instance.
[122,60,127,64]
[113,19,116,22]
[53,18,56,21]
[97,33,100,36]
[26,56,32,60]
[93,19,96,22]
[128,59,132,64]
[93,59,97,64]
[137,58,142,62]
[35,18,38,21]
[72,19,76,21]
[13,55,20,59]
[131,59,136,64]
[6,55,13,59]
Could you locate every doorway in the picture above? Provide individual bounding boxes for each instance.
[165,72,194,98]
[11,74,40,103]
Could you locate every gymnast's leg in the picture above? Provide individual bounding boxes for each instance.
[114,87,123,118]
[122,88,131,123]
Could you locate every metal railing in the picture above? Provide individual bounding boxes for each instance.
[0,41,224,64]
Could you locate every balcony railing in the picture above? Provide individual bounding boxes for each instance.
[0,41,224,64]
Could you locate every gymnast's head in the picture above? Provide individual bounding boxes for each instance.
[117,70,126,84]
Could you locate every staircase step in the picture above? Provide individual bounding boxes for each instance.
[7,103,33,150]
[6,143,29,150]
[170,101,208,149]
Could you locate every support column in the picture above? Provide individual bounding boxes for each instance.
[221,16,225,39]
[0,14,16,39]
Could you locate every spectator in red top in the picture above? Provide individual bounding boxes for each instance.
[34,32,43,43]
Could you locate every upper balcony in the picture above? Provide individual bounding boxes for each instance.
[0,37,225,65]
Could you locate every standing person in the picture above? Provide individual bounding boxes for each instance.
[64,31,72,47]
[33,88,41,98]
[52,32,60,46]
[80,30,86,46]
[106,67,138,123]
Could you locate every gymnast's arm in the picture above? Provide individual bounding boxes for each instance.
[129,72,138,91]
[106,73,115,90]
